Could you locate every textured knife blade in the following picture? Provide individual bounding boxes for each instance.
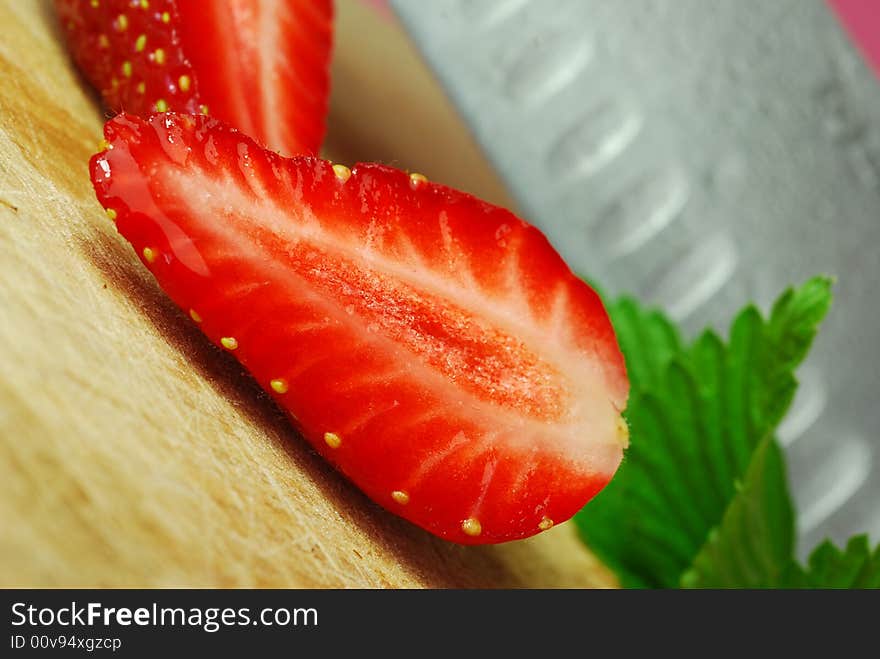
[391,0,880,555]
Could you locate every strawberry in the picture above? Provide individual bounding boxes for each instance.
[90,112,630,544]
[55,0,332,155]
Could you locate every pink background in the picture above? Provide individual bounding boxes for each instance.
[829,0,880,78]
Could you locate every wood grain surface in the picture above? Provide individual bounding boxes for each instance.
[0,0,616,588]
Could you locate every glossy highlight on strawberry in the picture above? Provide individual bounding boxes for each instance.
[91,112,629,544]
[55,0,332,155]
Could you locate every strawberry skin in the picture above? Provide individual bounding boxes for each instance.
[91,112,629,544]
[56,0,201,115]
[55,0,332,155]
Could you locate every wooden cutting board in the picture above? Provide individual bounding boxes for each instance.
[0,0,615,588]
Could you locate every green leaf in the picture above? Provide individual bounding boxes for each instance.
[605,296,682,392]
[575,277,833,588]
[681,436,795,588]
[683,439,879,588]
[748,276,835,438]
[787,536,880,588]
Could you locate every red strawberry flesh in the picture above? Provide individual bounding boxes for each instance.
[176,0,332,156]
[91,112,629,544]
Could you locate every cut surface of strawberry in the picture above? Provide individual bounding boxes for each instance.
[56,0,332,155]
[91,112,630,544]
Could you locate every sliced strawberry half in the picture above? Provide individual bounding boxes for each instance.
[175,0,332,157]
[55,0,332,155]
[90,112,629,544]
